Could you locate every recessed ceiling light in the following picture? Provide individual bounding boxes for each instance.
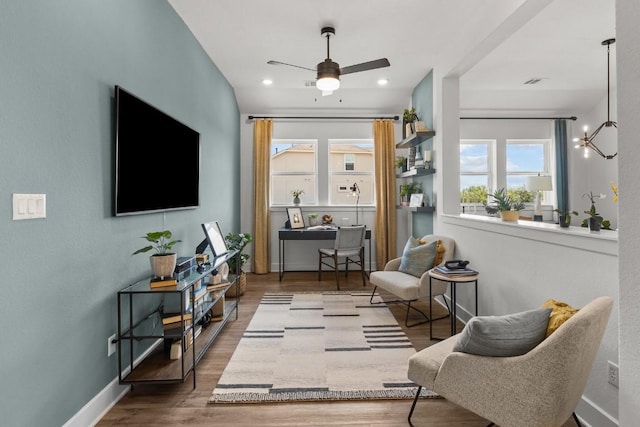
[377,78,389,86]
[262,79,273,86]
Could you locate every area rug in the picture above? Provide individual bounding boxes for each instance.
[209,291,437,403]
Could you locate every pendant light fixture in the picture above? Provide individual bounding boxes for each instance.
[573,38,617,160]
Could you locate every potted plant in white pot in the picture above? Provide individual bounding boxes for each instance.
[132,230,181,279]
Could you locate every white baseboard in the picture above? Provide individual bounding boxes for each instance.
[62,339,163,426]
[62,377,130,427]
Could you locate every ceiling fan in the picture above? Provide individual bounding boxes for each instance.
[267,26,390,96]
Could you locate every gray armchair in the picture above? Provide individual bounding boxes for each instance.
[407,296,613,427]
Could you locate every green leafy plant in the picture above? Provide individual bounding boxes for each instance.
[132,230,180,256]
[395,156,407,169]
[225,232,252,274]
[403,107,419,123]
[484,188,525,214]
[554,208,579,224]
[308,213,318,219]
[400,182,421,197]
[583,192,605,223]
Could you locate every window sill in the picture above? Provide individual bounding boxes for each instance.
[441,213,617,256]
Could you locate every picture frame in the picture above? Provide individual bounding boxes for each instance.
[409,193,424,207]
[201,221,228,257]
[286,207,305,229]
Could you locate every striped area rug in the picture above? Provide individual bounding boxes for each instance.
[209,291,437,403]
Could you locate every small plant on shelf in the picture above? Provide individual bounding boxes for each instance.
[132,230,181,256]
[582,192,605,231]
[553,208,578,227]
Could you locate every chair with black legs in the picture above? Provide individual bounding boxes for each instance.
[318,225,366,290]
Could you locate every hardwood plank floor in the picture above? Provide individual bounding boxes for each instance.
[98,272,574,427]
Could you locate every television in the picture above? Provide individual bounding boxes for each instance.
[114,85,200,216]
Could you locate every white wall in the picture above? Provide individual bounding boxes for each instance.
[616,0,640,425]
[435,75,621,425]
[239,116,401,272]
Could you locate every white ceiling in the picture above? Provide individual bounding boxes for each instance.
[168,0,616,116]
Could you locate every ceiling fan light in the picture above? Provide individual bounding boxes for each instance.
[316,76,340,91]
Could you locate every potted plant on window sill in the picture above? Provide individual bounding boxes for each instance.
[132,230,181,279]
[554,208,578,228]
[485,188,525,221]
[582,192,605,231]
[291,189,304,205]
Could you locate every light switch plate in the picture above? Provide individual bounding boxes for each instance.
[13,193,46,220]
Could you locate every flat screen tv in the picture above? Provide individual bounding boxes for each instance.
[114,85,200,216]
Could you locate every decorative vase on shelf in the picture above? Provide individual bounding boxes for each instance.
[293,197,300,205]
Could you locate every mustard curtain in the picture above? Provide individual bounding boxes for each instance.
[253,119,272,274]
[373,119,397,269]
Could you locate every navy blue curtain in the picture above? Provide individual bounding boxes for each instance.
[554,120,569,212]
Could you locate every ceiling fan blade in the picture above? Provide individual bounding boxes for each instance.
[340,58,390,75]
[321,90,333,97]
[267,60,315,72]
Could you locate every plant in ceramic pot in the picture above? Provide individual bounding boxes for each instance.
[395,156,407,173]
[400,182,421,206]
[291,189,304,205]
[485,188,525,221]
[554,208,578,228]
[132,230,181,279]
[402,107,419,137]
[308,213,319,226]
[224,232,252,296]
[582,192,605,231]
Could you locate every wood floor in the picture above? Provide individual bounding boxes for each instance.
[98,272,574,427]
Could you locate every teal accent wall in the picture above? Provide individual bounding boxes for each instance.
[0,1,239,426]
[411,71,434,237]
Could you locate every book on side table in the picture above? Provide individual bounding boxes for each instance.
[434,265,478,276]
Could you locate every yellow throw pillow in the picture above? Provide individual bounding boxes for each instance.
[434,240,445,266]
[541,299,579,336]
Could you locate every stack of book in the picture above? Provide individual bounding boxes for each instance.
[150,276,178,289]
[191,281,209,317]
[162,311,193,331]
[433,265,478,277]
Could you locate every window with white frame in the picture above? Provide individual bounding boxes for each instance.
[506,139,552,205]
[270,139,317,205]
[460,140,494,211]
[460,138,554,214]
[329,139,374,205]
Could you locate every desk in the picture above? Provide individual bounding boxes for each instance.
[428,269,478,340]
[278,228,372,281]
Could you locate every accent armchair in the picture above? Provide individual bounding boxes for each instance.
[407,296,613,427]
[369,235,455,327]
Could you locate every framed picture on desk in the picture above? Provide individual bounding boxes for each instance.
[286,207,305,229]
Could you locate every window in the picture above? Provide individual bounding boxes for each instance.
[329,139,374,205]
[460,140,494,210]
[270,140,317,205]
[460,138,553,213]
[506,139,551,204]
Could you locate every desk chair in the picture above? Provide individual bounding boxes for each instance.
[318,225,366,290]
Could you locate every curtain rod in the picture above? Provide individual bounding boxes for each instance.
[248,115,399,121]
[460,116,577,121]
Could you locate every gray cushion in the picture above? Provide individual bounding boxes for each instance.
[452,307,552,357]
[398,238,437,278]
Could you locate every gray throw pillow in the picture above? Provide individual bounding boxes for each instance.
[452,307,552,357]
[398,237,437,278]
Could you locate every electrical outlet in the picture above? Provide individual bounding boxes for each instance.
[608,360,619,388]
[107,334,117,357]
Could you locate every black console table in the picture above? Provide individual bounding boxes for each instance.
[278,227,372,281]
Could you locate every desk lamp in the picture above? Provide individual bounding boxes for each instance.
[526,175,553,221]
[350,182,360,225]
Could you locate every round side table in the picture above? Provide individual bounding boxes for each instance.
[428,268,479,340]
